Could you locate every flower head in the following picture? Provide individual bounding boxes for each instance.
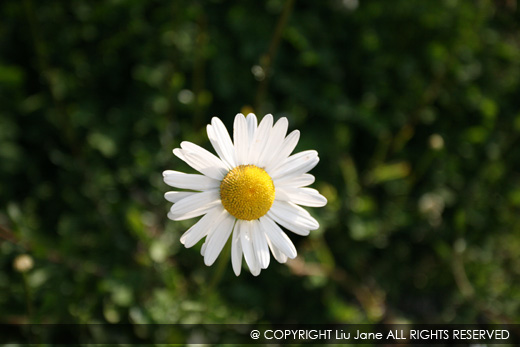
[13,254,34,273]
[163,114,327,276]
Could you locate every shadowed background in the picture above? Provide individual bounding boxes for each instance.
[1,0,519,343]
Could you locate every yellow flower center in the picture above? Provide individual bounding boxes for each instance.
[220,165,275,221]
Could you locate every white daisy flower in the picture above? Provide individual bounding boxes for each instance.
[163,113,327,276]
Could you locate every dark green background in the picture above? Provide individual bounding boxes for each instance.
[1,0,519,343]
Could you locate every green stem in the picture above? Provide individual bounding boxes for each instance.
[206,236,232,294]
[202,239,231,314]
[192,7,208,129]
[255,0,296,113]
[22,272,38,345]
[22,272,33,323]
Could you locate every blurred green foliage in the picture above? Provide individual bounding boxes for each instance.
[1,0,520,343]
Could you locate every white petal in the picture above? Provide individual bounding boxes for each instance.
[250,263,261,276]
[246,113,258,144]
[251,220,270,269]
[201,242,207,256]
[233,114,249,165]
[172,148,187,162]
[267,210,310,236]
[268,200,319,233]
[260,216,297,259]
[169,189,220,220]
[249,114,273,165]
[180,207,226,247]
[163,170,220,191]
[173,142,228,180]
[264,130,300,173]
[207,125,229,169]
[275,188,291,201]
[204,213,235,266]
[275,187,327,207]
[270,150,319,180]
[207,117,236,168]
[265,234,288,263]
[173,148,225,180]
[240,221,261,276]
[258,117,288,168]
[164,191,193,203]
[231,222,243,276]
[274,173,315,188]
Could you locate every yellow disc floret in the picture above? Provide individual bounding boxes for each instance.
[220,165,275,221]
